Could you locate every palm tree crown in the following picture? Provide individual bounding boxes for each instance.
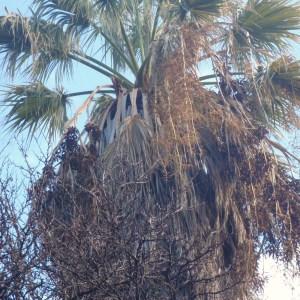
[1,0,300,137]
[2,1,300,299]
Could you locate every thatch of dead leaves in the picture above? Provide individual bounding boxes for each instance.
[30,24,300,300]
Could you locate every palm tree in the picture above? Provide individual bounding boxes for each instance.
[2,0,300,299]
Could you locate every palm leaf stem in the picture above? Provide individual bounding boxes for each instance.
[73,52,133,87]
[199,72,244,81]
[151,0,162,41]
[119,21,140,74]
[64,84,112,130]
[99,30,138,75]
[202,81,218,85]
[66,90,115,98]
[68,53,112,76]
[68,53,134,88]
[133,0,145,61]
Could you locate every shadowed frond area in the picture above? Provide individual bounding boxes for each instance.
[1,83,70,139]
[0,14,77,80]
[34,0,95,35]
[0,15,32,78]
[164,0,225,21]
[225,0,300,65]
[95,0,122,10]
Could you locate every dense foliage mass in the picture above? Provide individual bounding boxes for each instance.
[2,1,300,299]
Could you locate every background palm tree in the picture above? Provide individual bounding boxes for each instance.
[2,0,300,299]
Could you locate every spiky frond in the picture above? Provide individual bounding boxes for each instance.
[94,0,125,19]
[1,83,70,139]
[0,14,77,80]
[165,0,225,22]
[0,15,32,78]
[255,56,300,128]
[34,0,95,35]
[225,0,300,65]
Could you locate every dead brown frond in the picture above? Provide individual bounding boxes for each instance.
[27,22,300,300]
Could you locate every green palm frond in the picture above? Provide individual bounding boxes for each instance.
[225,0,300,66]
[33,1,158,75]
[90,1,158,72]
[0,14,78,81]
[2,0,300,141]
[164,0,224,22]
[0,15,32,78]
[125,0,151,62]
[95,0,124,16]
[1,83,70,139]
[0,13,123,83]
[34,0,95,36]
[30,16,77,81]
[255,57,300,127]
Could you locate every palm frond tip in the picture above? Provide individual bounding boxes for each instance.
[226,0,300,64]
[1,83,70,139]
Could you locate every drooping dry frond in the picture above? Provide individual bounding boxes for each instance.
[29,22,300,300]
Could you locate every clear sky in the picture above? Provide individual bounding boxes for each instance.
[1,1,300,299]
